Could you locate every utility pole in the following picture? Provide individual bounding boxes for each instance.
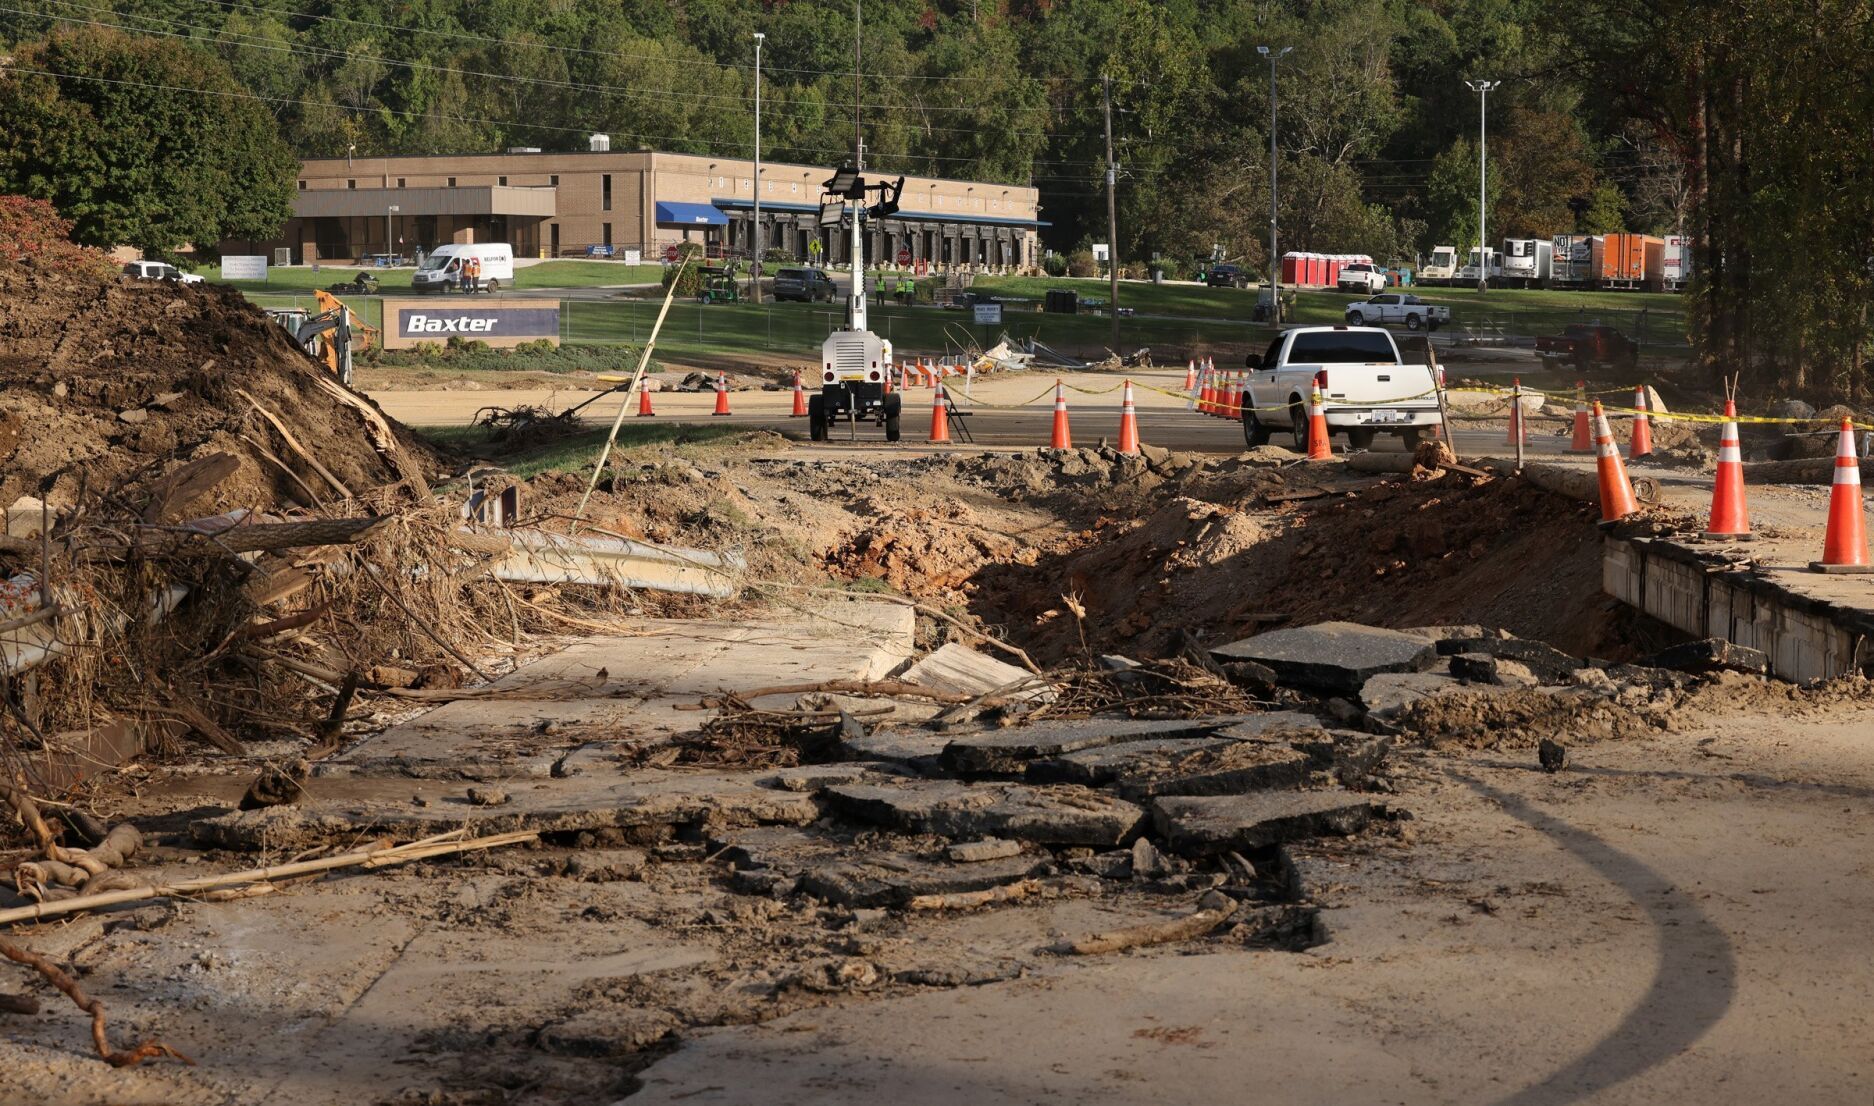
[1466,79,1500,293]
[1103,75,1119,353]
[1258,46,1292,324]
[854,1,864,170]
[752,31,765,304]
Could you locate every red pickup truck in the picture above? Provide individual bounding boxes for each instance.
[1536,323,1639,371]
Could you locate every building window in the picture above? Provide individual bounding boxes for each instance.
[602,174,613,211]
[498,176,507,186]
[397,177,406,188]
[602,222,613,247]
[447,177,456,187]
[549,175,559,186]
[296,180,306,191]
[346,179,356,190]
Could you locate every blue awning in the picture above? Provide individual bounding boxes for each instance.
[655,201,728,226]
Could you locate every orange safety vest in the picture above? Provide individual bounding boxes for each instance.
[465,257,481,278]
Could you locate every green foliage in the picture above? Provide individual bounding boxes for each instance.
[661,243,708,298]
[367,337,652,376]
[1065,250,1097,278]
[0,28,297,258]
[1042,253,1068,277]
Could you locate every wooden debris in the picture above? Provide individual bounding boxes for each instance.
[907,879,1042,911]
[0,937,192,1067]
[1055,892,1239,955]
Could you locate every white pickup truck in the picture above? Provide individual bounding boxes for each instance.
[1241,325,1442,452]
[1343,293,1451,331]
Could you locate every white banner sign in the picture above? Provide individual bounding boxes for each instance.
[972,303,1003,325]
[221,255,269,281]
[623,248,642,265]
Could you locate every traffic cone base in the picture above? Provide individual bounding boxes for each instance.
[1812,418,1870,571]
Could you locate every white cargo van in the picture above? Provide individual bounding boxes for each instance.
[412,243,515,294]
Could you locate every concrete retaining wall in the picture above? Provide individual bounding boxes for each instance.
[1604,537,1873,683]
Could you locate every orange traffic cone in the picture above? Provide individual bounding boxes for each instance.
[1628,385,1652,459]
[1050,378,1072,449]
[1184,360,1197,393]
[637,385,654,417]
[1305,372,1332,460]
[712,372,731,416]
[791,370,808,416]
[1223,373,1239,421]
[1232,372,1246,422]
[928,385,951,443]
[1591,401,1639,522]
[1703,399,1750,539]
[1505,378,1529,445]
[1116,379,1141,454]
[1813,418,1871,571]
[1200,368,1216,415]
[1567,380,1592,452]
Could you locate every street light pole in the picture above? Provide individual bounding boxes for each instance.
[1465,79,1500,293]
[752,31,765,305]
[1102,74,1119,353]
[386,204,399,260]
[1259,46,1292,324]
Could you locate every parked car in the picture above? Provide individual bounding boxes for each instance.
[772,267,836,303]
[1343,293,1451,331]
[1204,264,1251,288]
[1536,323,1640,370]
[1335,262,1388,294]
[1240,326,1442,452]
[122,260,203,284]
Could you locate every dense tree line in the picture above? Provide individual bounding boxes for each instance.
[1,1,1868,398]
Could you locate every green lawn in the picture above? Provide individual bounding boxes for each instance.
[200,259,663,293]
[1289,284,1690,349]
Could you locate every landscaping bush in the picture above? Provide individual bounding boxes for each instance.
[1041,252,1068,277]
[661,242,707,297]
[1065,249,1096,278]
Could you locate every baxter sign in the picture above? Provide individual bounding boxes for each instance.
[383,300,561,348]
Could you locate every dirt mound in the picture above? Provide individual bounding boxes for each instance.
[1396,684,1677,749]
[975,472,1635,665]
[0,266,437,513]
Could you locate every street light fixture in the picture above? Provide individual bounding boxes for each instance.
[1465,79,1500,293]
[386,204,399,262]
[752,31,765,304]
[1258,46,1293,323]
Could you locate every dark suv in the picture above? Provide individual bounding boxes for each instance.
[772,267,836,303]
[1204,264,1251,288]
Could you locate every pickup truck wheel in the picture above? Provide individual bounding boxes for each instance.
[1290,401,1312,452]
[808,395,829,441]
[1244,410,1272,448]
[1345,310,1363,325]
[1405,313,1423,331]
[1400,427,1430,451]
[1346,428,1376,451]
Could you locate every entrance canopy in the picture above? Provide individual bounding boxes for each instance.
[656,201,728,226]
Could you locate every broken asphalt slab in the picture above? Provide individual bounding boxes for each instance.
[190,770,824,851]
[1151,791,1382,856]
[824,780,1143,846]
[1211,622,1439,696]
[1026,739,1314,800]
[940,714,1260,776]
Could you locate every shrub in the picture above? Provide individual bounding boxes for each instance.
[0,194,116,282]
[1041,252,1068,277]
[1065,249,1096,278]
[661,242,707,297]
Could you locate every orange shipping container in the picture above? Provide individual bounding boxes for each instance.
[1592,233,1664,289]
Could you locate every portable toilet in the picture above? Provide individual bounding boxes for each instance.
[1281,251,1304,285]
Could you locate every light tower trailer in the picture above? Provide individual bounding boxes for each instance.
[809,167,906,442]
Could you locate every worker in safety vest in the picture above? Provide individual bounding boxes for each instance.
[897,277,914,304]
[874,271,887,307]
[464,255,481,293]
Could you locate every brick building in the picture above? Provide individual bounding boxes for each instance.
[227,143,1043,273]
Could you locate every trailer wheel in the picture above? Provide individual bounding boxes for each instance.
[808,394,828,441]
[883,393,903,442]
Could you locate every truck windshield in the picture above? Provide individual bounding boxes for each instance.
[417,254,451,271]
[1289,331,1398,364]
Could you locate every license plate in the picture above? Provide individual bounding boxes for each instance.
[1369,409,1408,424]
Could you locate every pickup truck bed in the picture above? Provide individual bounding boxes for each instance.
[1241,326,1442,453]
